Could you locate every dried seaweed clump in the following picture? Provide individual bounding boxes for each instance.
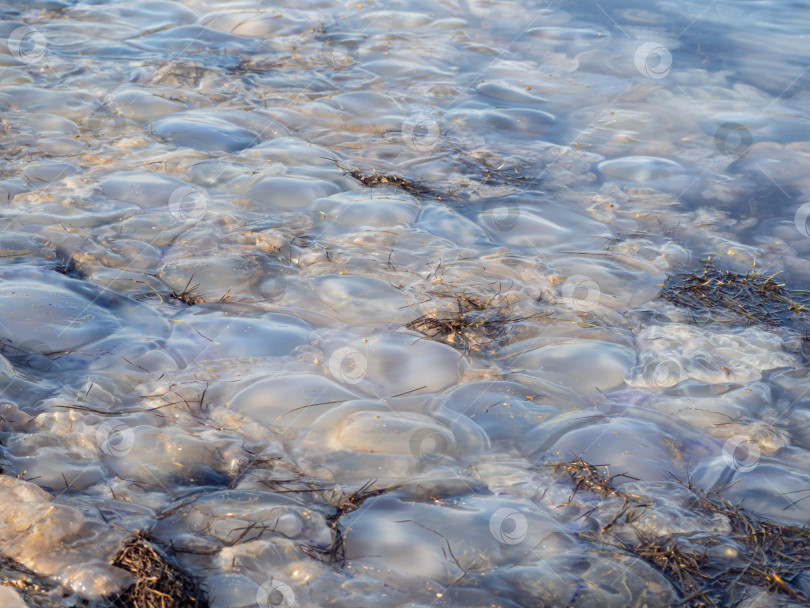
[661,258,809,326]
[630,483,810,607]
[109,533,208,608]
[561,458,810,608]
[406,290,525,355]
[459,148,541,192]
[556,455,647,502]
[168,274,231,307]
[334,161,446,198]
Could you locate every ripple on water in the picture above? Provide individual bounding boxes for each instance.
[442,380,558,442]
[151,112,263,152]
[0,271,120,353]
[476,81,550,105]
[100,170,190,208]
[446,107,556,140]
[697,462,810,525]
[248,175,341,210]
[200,10,288,37]
[310,190,421,232]
[295,397,489,480]
[477,198,611,251]
[282,274,414,324]
[596,156,691,191]
[524,404,720,484]
[340,493,574,586]
[508,338,636,393]
[167,308,311,363]
[500,552,678,607]
[228,373,360,431]
[133,24,259,53]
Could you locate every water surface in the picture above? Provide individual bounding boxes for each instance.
[1,0,810,606]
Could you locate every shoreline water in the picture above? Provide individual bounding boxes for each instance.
[1,0,810,606]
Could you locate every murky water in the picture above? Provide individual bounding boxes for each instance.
[1,0,810,606]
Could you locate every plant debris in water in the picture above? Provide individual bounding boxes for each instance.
[406,289,527,355]
[109,532,208,608]
[661,258,810,326]
[303,480,393,565]
[454,146,542,192]
[332,160,448,199]
[556,455,648,503]
[629,482,810,607]
[561,458,810,607]
[167,273,231,307]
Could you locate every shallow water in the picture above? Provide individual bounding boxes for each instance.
[1,0,810,606]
